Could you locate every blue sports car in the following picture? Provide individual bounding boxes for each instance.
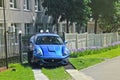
[28,33,70,66]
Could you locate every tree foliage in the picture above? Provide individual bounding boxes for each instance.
[73,0,90,25]
[42,0,119,33]
[89,0,118,33]
[42,0,90,33]
[98,0,120,33]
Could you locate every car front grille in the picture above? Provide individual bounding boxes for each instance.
[43,59,62,63]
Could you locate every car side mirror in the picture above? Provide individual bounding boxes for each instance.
[64,41,68,44]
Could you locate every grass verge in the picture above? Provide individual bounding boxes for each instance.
[70,48,120,70]
[0,63,34,80]
[42,67,72,80]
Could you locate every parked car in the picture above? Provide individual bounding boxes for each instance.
[28,33,70,66]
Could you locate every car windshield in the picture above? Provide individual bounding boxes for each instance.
[35,36,63,45]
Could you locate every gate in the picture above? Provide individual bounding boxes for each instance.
[20,34,33,63]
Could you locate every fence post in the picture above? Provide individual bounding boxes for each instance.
[3,0,8,69]
[86,33,88,49]
[4,31,8,69]
[62,32,65,42]
[100,34,103,47]
[93,33,95,46]
[76,33,78,49]
[116,32,119,42]
[19,31,22,64]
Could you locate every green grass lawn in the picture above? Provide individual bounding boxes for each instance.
[42,67,72,80]
[0,64,72,80]
[0,64,34,80]
[1,47,120,80]
[70,48,120,70]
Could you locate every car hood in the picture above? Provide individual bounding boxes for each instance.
[38,45,65,57]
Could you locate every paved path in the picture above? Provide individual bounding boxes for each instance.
[32,69,49,80]
[33,68,94,80]
[32,66,94,80]
[81,56,120,80]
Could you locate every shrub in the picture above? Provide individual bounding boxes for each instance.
[70,44,120,58]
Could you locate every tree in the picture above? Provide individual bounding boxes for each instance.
[42,0,74,33]
[42,0,89,33]
[42,0,63,33]
[89,0,118,33]
[72,0,91,32]
[98,0,120,33]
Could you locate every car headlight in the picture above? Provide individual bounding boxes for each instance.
[63,48,69,56]
[37,49,43,56]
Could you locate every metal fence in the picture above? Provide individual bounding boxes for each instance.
[65,32,120,50]
[0,32,120,68]
[0,33,32,68]
[0,33,20,68]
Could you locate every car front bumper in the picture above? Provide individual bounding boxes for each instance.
[33,56,69,66]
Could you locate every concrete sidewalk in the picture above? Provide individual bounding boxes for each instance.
[81,56,120,80]
[66,69,94,80]
[32,69,49,80]
[32,56,120,80]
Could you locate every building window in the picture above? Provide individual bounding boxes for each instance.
[35,0,41,11]
[25,24,32,34]
[23,0,29,10]
[0,0,3,7]
[11,23,20,43]
[10,0,17,8]
[0,24,4,45]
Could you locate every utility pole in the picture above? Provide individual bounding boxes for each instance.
[3,0,8,69]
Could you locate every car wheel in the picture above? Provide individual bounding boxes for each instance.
[62,58,69,66]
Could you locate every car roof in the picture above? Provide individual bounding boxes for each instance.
[35,33,59,37]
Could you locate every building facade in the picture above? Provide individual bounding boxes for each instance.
[0,0,45,36]
[0,0,76,38]
[0,0,50,60]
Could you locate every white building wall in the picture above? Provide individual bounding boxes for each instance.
[0,0,43,34]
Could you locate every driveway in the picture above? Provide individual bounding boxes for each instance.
[80,56,120,80]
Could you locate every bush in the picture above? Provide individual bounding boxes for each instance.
[70,44,120,58]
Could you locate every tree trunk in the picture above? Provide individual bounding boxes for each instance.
[54,17,59,34]
[94,19,98,34]
[56,22,59,34]
[66,19,69,33]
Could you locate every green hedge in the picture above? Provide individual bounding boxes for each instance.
[70,45,120,58]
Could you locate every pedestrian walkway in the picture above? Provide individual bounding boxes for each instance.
[81,56,120,80]
[32,69,49,80]
[66,69,94,80]
[32,56,120,80]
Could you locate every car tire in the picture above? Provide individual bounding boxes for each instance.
[62,58,69,66]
